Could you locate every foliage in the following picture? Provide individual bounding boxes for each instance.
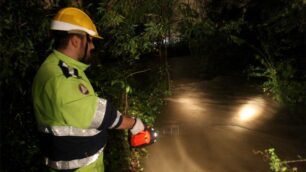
[0,1,51,171]
[86,0,167,63]
[266,148,293,172]
[255,148,306,172]
[249,57,306,105]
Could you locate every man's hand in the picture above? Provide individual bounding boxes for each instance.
[116,116,144,135]
[130,118,145,135]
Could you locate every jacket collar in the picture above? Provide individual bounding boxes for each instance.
[53,50,89,71]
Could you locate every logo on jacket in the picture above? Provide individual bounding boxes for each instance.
[79,84,89,95]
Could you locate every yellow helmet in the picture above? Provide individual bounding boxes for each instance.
[50,7,102,39]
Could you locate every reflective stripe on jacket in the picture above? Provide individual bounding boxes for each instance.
[32,50,122,171]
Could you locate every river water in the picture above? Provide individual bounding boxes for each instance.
[143,56,306,172]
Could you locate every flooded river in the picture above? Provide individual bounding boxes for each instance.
[143,56,306,172]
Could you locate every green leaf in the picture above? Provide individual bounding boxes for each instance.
[126,86,132,94]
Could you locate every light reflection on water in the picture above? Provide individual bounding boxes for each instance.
[165,97,206,112]
[237,97,266,122]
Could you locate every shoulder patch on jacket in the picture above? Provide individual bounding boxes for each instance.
[58,61,80,78]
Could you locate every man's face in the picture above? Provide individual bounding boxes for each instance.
[78,35,95,64]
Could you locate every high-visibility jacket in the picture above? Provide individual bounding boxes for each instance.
[32,50,123,171]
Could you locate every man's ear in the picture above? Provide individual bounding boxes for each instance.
[70,35,80,48]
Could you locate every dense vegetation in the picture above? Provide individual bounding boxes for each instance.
[0,0,305,171]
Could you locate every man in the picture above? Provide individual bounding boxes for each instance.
[32,7,144,171]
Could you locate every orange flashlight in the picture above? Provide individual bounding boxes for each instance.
[130,126,158,148]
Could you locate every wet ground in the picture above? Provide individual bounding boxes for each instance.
[143,56,306,172]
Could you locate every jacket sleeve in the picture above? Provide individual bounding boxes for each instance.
[56,77,122,129]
